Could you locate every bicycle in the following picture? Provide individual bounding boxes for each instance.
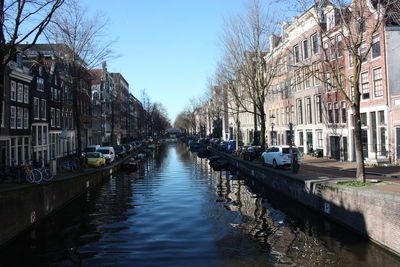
[23,162,42,184]
[62,158,79,172]
[37,164,54,182]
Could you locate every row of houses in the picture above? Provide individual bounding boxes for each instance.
[198,0,400,164]
[0,44,146,169]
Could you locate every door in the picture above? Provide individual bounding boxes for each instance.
[306,131,313,154]
[343,137,348,161]
[330,136,340,160]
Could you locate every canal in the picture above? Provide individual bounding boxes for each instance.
[1,143,400,266]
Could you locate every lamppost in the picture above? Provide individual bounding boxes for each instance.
[270,114,275,145]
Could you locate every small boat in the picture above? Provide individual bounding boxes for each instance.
[122,158,138,171]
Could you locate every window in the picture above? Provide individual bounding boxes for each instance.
[312,33,319,55]
[43,126,47,145]
[358,19,366,33]
[50,108,55,127]
[56,109,60,127]
[313,63,321,85]
[336,35,343,57]
[1,100,4,127]
[306,97,312,124]
[360,113,367,127]
[341,102,347,123]
[378,110,385,125]
[41,99,47,120]
[37,78,44,91]
[349,76,354,101]
[325,73,331,92]
[349,51,354,68]
[315,95,323,123]
[372,35,381,58]
[294,45,300,63]
[10,80,16,101]
[304,67,311,88]
[17,83,23,102]
[23,85,29,104]
[334,103,339,123]
[360,41,367,62]
[323,42,329,59]
[317,130,323,147]
[361,72,369,100]
[17,107,23,129]
[297,98,303,124]
[34,97,39,119]
[303,39,309,59]
[296,70,302,91]
[10,106,16,129]
[327,12,335,30]
[299,131,304,146]
[23,108,29,129]
[328,103,333,123]
[373,68,383,97]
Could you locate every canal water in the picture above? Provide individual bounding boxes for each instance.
[1,143,400,266]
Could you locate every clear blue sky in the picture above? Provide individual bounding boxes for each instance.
[82,0,246,123]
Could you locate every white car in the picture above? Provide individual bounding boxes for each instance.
[261,145,301,169]
[97,146,116,164]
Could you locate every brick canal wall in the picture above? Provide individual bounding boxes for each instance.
[218,151,400,256]
[0,165,119,247]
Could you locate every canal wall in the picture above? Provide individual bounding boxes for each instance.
[216,151,400,256]
[0,164,120,247]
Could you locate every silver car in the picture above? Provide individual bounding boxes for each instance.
[261,145,301,169]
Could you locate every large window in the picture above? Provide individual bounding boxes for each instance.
[360,40,367,62]
[361,72,369,100]
[34,97,39,119]
[303,39,309,59]
[372,35,381,58]
[10,106,16,129]
[294,45,300,63]
[297,98,303,125]
[56,109,60,127]
[315,95,323,123]
[50,108,55,127]
[17,107,23,129]
[341,102,347,123]
[17,83,23,102]
[317,130,323,147]
[328,103,333,123]
[325,73,331,92]
[23,85,29,104]
[312,33,319,55]
[41,99,47,120]
[306,97,312,124]
[373,68,383,97]
[23,108,29,129]
[334,102,339,123]
[37,77,44,91]
[10,80,16,101]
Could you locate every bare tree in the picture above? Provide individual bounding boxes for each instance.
[221,0,278,150]
[44,0,115,161]
[0,0,64,124]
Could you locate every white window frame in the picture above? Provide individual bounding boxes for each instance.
[34,97,39,119]
[37,77,44,91]
[23,85,29,104]
[10,106,16,129]
[17,83,23,102]
[23,108,29,129]
[41,99,47,120]
[10,80,16,101]
[373,67,383,98]
[17,106,23,129]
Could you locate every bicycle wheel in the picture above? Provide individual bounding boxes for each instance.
[41,168,54,182]
[32,169,43,184]
[25,169,35,183]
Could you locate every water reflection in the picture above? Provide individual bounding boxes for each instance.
[0,143,399,266]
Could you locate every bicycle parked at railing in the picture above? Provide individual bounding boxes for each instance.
[62,157,80,172]
[23,161,42,184]
[37,163,54,182]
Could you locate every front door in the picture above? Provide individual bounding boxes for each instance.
[306,131,313,154]
[330,136,340,160]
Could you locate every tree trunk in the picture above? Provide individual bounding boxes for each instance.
[260,113,266,151]
[253,103,258,145]
[353,105,366,182]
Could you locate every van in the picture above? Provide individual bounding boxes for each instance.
[97,146,116,164]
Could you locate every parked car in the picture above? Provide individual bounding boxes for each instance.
[242,146,263,161]
[114,145,127,158]
[97,146,116,164]
[217,141,228,151]
[82,145,101,157]
[261,145,301,169]
[86,152,106,167]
